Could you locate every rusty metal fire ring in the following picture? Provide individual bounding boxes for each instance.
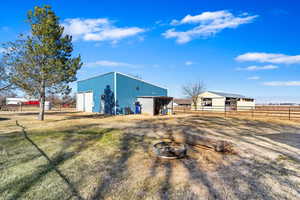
[153,141,187,159]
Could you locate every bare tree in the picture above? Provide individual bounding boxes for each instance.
[182,82,205,110]
[61,94,76,107]
[46,94,62,106]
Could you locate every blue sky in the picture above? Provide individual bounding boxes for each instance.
[1,0,300,103]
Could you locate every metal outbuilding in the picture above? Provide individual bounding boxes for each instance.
[76,72,169,114]
[196,91,255,111]
[173,98,192,107]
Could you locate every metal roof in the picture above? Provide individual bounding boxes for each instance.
[174,98,192,105]
[116,72,168,90]
[77,72,114,82]
[78,72,168,90]
[207,91,248,98]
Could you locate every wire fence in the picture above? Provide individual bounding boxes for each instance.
[0,103,75,112]
[2,103,300,121]
[174,105,300,120]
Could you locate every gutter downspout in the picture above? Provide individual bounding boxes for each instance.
[114,72,117,115]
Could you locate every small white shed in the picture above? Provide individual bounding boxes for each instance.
[136,96,173,115]
[196,91,255,111]
[6,98,28,105]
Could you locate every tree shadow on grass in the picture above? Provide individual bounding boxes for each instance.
[0,122,115,200]
[159,161,172,200]
[215,154,300,200]
[168,116,300,162]
[5,121,84,200]
[90,133,140,199]
[261,133,300,150]
[180,157,224,200]
[138,116,300,200]
[48,113,114,123]
[0,117,10,121]
[65,114,112,120]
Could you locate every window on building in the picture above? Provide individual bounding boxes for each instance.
[202,98,212,106]
[225,97,237,106]
[242,98,254,102]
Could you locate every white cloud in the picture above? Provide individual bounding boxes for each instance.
[163,10,258,44]
[62,18,145,42]
[236,52,300,64]
[179,10,232,24]
[248,76,260,80]
[85,60,136,68]
[185,61,193,66]
[237,65,278,71]
[263,81,300,86]
[155,20,168,26]
[0,47,5,54]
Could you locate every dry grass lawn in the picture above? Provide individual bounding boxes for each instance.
[0,111,300,200]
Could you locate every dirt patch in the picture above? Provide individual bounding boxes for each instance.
[1,112,300,199]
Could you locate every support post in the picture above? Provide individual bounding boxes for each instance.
[289,107,291,120]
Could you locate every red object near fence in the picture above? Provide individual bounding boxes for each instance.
[23,100,40,105]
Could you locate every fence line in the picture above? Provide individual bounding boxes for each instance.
[174,105,300,120]
[0,103,75,112]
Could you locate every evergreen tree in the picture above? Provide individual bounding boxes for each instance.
[3,5,82,120]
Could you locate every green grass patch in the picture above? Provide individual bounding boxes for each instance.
[0,126,123,200]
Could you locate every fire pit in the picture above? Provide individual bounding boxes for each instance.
[153,141,187,159]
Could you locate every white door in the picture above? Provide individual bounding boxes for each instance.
[84,92,93,112]
[76,93,84,111]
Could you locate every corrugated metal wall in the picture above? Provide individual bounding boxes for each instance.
[77,72,167,113]
[137,97,154,115]
[116,73,167,112]
[77,72,114,112]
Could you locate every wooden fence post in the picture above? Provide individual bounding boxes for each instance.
[288,107,291,120]
[252,107,254,118]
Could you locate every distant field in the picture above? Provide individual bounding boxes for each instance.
[0,111,300,199]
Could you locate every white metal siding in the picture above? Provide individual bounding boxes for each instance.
[196,92,224,110]
[196,97,225,111]
[76,93,84,111]
[237,100,255,110]
[76,92,94,112]
[137,97,154,115]
[212,98,225,111]
[84,92,93,112]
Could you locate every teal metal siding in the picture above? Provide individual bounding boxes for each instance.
[77,72,114,112]
[77,72,168,113]
[116,73,167,111]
